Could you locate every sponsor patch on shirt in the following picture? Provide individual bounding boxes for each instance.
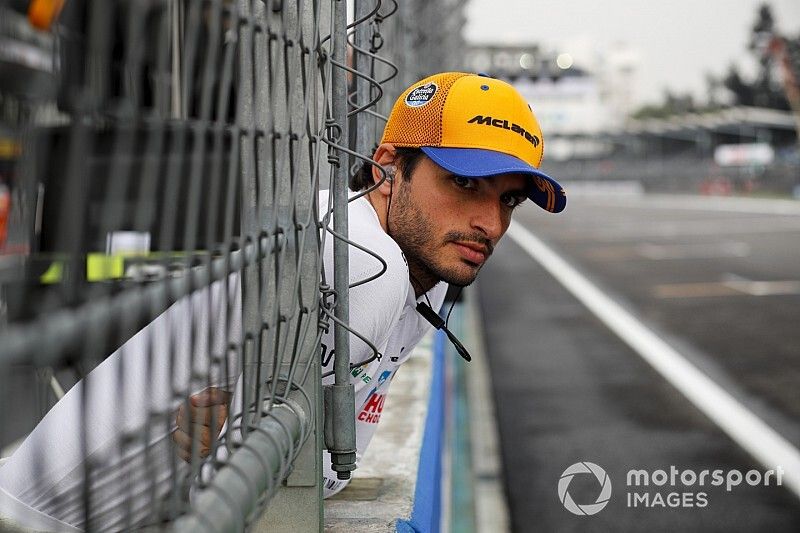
[358,392,386,424]
[358,370,393,424]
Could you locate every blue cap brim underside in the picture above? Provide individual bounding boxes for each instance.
[421,147,566,213]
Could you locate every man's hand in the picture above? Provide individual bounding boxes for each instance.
[173,387,231,463]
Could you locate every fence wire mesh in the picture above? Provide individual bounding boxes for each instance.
[0,0,465,531]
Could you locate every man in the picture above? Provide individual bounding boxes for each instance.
[176,71,566,497]
[0,72,565,529]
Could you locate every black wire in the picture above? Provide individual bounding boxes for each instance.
[444,286,463,327]
[407,267,433,306]
[385,172,394,235]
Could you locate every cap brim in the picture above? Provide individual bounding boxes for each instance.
[421,146,566,213]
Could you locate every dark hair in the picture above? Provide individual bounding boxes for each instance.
[349,147,425,192]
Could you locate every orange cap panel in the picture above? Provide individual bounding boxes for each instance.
[440,76,544,168]
[381,72,469,147]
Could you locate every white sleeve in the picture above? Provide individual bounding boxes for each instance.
[0,274,242,531]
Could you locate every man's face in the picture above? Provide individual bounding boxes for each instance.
[388,155,528,288]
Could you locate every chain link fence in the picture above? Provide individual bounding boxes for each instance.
[0,0,465,531]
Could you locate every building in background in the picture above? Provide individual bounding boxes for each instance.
[465,43,798,195]
[465,43,640,160]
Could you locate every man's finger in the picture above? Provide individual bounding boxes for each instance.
[175,404,186,432]
[176,407,228,436]
[190,387,231,407]
[187,404,228,429]
[172,428,196,464]
[172,428,193,454]
[171,425,214,461]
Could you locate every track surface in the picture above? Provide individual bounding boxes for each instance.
[478,194,800,532]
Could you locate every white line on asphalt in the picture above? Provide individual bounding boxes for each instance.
[651,282,740,299]
[583,195,800,216]
[721,273,800,296]
[562,218,800,242]
[507,221,800,500]
[637,241,751,260]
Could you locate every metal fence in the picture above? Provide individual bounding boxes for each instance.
[0,0,464,531]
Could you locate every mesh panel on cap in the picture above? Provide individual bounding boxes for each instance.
[381,72,469,147]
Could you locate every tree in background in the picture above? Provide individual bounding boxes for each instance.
[728,3,792,110]
[746,3,800,146]
[632,89,697,119]
[635,3,799,118]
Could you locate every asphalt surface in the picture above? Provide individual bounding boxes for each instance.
[477,194,800,532]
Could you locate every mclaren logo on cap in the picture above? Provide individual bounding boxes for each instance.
[467,115,540,147]
[405,82,438,108]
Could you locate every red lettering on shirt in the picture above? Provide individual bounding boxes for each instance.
[362,393,385,413]
[358,393,386,423]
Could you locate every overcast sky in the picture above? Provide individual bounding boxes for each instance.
[464,0,800,106]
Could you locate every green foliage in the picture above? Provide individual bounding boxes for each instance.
[633,90,697,119]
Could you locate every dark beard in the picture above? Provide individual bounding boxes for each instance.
[387,182,492,291]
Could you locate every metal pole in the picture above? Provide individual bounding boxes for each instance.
[326,0,357,480]
[353,0,373,161]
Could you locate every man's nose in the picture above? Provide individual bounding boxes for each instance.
[471,195,504,241]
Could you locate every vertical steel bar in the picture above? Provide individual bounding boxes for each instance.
[328,0,357,480]
[237,0,258,449]
[171,0,183,119]
[353,0,373,160]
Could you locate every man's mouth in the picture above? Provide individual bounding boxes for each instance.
[451,241,490,265]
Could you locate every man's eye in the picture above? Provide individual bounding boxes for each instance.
[452,175,476,190]
[501,193,526,209]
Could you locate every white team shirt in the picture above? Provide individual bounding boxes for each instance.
[318,190,446,496]
[0,189,445,528]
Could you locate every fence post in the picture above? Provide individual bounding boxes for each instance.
[323,0,358,483]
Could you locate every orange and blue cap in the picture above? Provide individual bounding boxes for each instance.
[381,72,566,213]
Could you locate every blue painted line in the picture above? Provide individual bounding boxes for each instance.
[396,330,447,533]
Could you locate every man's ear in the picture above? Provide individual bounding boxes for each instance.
[371,143,397,196]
